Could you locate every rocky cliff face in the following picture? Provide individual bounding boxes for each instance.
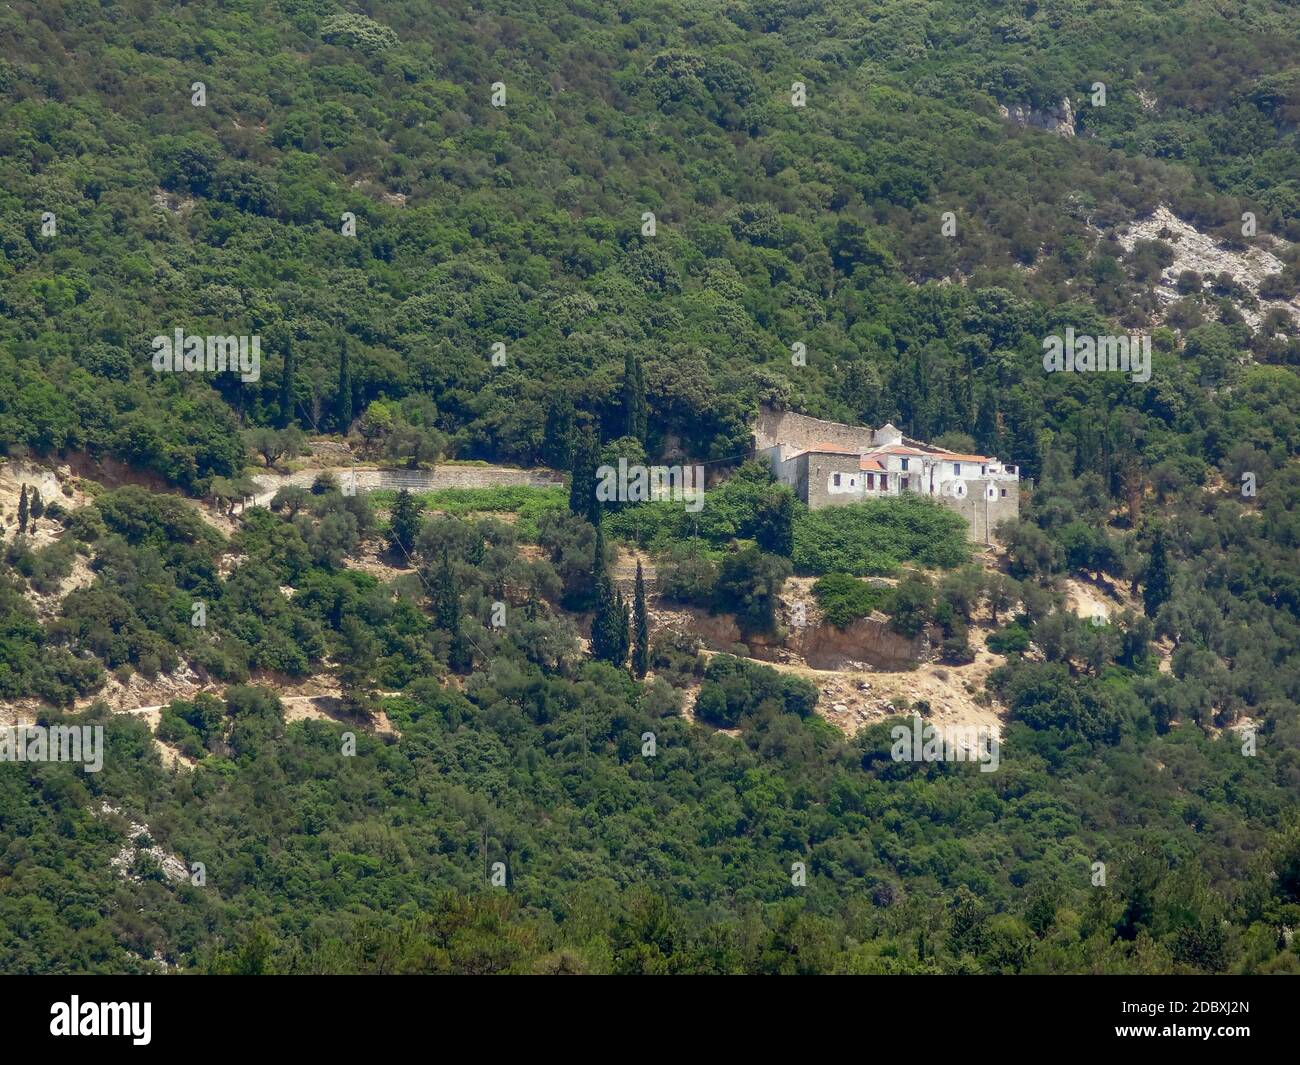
[779,612,929,670]
[998,97,1076,137]
[648,599,929,671]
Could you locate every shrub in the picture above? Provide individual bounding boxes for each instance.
[812,573,892,628]
[793,495,969,576]
[988,623,1031,654]
[694,654,818,727]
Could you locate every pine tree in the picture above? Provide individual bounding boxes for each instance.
[279,335,296,428]
[632,560,649,678]
[16,484,28,534]
[389,488,422,556]
[1143,527,1172,618]
[568,422,601,526]
[336,335,353,432]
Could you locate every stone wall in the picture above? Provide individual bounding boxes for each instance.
[251,464,564,506]
[754,407,875,456]
[946,480,1020,543]
[802,452,864,509]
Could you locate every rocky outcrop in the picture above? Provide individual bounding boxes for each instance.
[1115,204,1300,329]
[998,97,1076,137]
[785,612,928,670]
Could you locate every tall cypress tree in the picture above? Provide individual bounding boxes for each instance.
[389,488,422,556]
[29,488,43,525]
[615,590,631,668]
[632,560,649,678]
[623,350,638,441]
[437,550,470,672]
[279,335,296,428]
[974,388,998,451]
[623,351,647,443]
[336,335,353,432]
[636,358,647,441]
[589,526,624,666]
[542,394,575,470]
[1002,389,1040,479]
[568,423,601,526]
[16,484,28,534]
[1143,527,1172,618]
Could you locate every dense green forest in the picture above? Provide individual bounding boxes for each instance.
[2,0,1300,974]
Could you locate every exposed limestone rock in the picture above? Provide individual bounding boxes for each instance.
[1115,204,1299,329]
[99,802,190,884]
[998,96,1075,137]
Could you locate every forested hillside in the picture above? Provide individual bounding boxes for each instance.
[2,0,1299,974]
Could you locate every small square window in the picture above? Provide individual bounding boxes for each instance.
[1000,488,1007,497]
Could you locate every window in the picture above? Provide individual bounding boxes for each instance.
[866,472,875,490]
[981,465,987,476]
[1000,488,1007,497]
[901,476,910,491]
[900,457,909,471]
[953,463,961,476]
[833,473,840,486]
